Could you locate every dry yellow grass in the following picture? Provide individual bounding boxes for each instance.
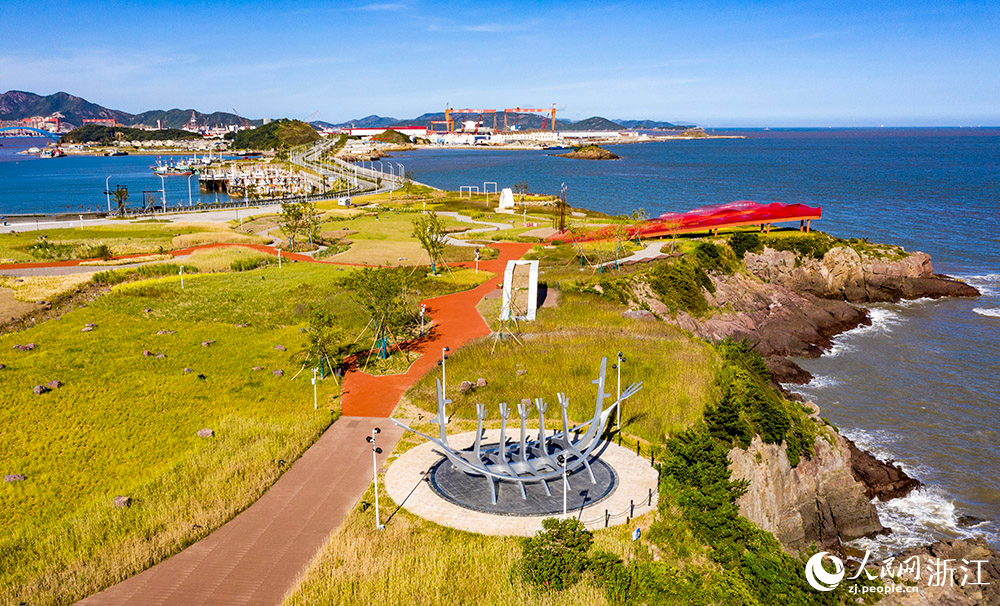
[79,254,172,266]
[0,272,98,302]
[324,240,428,266]
[178,246,274,272]
[171,231,266,249]
[283,486,610,606]
[0,287,38,318]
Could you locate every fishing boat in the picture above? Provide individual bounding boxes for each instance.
[39,148,66,158]
[105,149,129,157]
[151,160,193,176]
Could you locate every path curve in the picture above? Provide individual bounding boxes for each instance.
[71,241,534,605]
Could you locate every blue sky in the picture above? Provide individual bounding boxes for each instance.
[2,1,997,126]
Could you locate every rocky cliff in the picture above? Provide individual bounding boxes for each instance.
[744,246,978,302]
[728,424,887,553]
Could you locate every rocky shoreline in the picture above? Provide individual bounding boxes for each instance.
[631,240,996,600]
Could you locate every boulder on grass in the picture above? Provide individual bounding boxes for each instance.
[196,428,214,438]
[112,495,131,509]
[622,309,655,320]
[4,474,25,483]
[183,368,193,374]
[201,340,215,347]
[252,366,264,371]
[143,350,153,357]
[155,353,166,359]
[272,369,284,377]
[459,380,473,394]
[46,380,62,390]
[476,377,488,388]
[33,385,49,395]
[516,369,527,377]
[274,345,286,351]
[82,326,94,332]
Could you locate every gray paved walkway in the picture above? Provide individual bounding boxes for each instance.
[76,417,402,606]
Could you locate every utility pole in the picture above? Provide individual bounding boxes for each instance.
[366,428,385,530]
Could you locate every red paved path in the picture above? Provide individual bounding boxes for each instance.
[342,242,533,417]
[69,241,534,605]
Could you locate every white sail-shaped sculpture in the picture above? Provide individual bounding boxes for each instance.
[392,357,642,504]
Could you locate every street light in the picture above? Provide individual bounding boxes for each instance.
[419,303,427,335]
[613,351,625,427]
[366,427,385,530]
[105,175,113,213]
[312,367,318,410]
[158,175,167,211]
[437,346,450,398]
[558,453,568,518]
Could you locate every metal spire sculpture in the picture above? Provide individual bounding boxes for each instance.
[392,357,642,504]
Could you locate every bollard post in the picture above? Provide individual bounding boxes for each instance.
[648,488,652,506]
[630,499,634,518]
[636,440,640,455]
[605,509,609,528]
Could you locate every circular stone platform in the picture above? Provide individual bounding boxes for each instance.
[384,429,659,536]
[429,448,617,516]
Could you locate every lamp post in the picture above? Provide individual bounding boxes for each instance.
[312,367,318,410]
[105,175,113,213]
[419,303,427,335]
[475,248,480,274]
[558,453,568,518]
[277,248,282,268]
[366,427,385,530]
[614,351,625,427]
[437,346,450,397]
[158,175,167,211]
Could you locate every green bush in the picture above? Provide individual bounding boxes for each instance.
[25,240,75,260]
[646,260,712,315]
[230,256,274,272]
[762,233,835,260]
[728,232,762,259]
[518,518,593,591]
[79,243,113,260]
[692,241,738,274]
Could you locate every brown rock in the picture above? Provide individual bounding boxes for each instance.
[252,366,264,371]
[459,380,473,393]
[274,345,286,351]
[13,343,36,352]
[201,340,215,347]
[4,474,25,482]
[622,309,656,320]
[183,368,193,374]
[846,439,921,501]
[196,428,214,438]
[476,377,487,388]
[155,353,166,359]
[33,384,49,395]
[46,380,62,390]
[272,369,284,377]
[81,326,94,332]
[112,495,131,508]
[143,350,153,357]
[516,369,527,377]
[729,432,886,553]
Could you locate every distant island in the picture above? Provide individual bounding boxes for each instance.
[554,144,621,160]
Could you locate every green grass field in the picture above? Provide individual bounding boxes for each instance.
[0,222,258,263]
[0,258,490,605]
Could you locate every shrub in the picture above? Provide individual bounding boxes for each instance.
[518,518,593,590]
[230,256,274,272]
[646,260,712,315]
[763,233,834,260]
[728,232,762,259]
[26,240,75,260]
[692,241,738,274]
[79,243,113,260]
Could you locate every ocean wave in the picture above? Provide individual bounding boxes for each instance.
[801,374,842,390]
[973,307,1000,318]
[851,486,999,558]
[956,272,1000,297]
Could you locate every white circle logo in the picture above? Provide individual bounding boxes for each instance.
[805,551,845,591]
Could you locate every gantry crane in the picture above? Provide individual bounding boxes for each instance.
[503,104,557,132]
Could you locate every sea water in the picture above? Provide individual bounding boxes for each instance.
[394,128,1000,552]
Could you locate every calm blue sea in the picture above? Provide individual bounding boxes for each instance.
[0,138,233,214]
[393,128,1000,553]
[2,128,997,553]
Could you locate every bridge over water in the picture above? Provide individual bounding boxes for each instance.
[0,126,62,140]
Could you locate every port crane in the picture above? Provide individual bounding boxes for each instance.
[503,105,558,132]
[232,108,251,130]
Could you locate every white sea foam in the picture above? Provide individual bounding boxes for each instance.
[973,307,1000,318]
[957,273,1000,297]
[851,486,999,558]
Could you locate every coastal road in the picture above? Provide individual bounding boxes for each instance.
[0,206,275,234]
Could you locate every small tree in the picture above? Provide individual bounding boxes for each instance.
[279,200,320,246]
[113,187,129,215]
[519,518,594,591]
[413,211,447,275]
[513,179,529,205]
[306,307,348,382]
[353,268,411,361]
